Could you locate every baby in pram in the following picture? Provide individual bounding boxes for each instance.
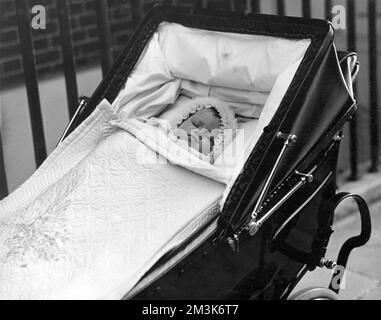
[159,96,238,164]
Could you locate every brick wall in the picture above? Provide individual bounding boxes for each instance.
[0,0,22,86]
[0,0,239,89]
[0,0,199,89]
[2,0,377,89]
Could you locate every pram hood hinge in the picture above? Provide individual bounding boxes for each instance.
[226,167,315,252]
[246,166,316,237]
[250,132,298,225]
[226,132,299,252]
[225,132,319,252]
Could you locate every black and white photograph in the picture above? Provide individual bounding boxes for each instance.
[0,0,380,305]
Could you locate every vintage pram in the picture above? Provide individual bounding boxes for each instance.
[59,5,371,300]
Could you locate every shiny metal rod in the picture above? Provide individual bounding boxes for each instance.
[251,132,297,220]
[248,166,316,236]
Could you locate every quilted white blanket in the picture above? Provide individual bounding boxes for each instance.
[0,101,224,299]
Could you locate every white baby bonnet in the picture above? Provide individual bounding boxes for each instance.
[160,97,238,164]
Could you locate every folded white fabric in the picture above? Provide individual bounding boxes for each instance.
[114,23,310,120]
[111,116,243,184]
[158,22,310,92]
[0,100,118,217]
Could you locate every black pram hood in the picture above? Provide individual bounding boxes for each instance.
[218,17,355,231]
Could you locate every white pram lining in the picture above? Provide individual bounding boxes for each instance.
[0,23,311,299]
[113,22,311,188]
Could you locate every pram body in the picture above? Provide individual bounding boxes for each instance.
[60,6,371,300]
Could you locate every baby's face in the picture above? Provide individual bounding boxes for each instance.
[178,108,220,133]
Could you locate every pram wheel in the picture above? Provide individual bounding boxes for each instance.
[288,287,339,300]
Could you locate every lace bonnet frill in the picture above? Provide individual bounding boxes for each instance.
[174,97,238,164]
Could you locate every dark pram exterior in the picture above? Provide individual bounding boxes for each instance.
[60,6,371,300]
